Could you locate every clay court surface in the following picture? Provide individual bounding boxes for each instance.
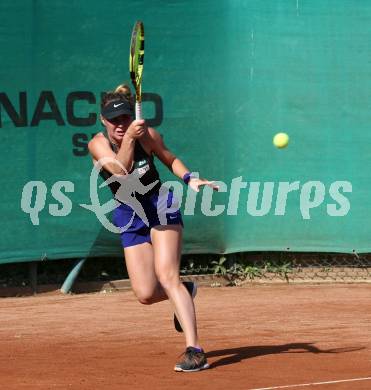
[0,284,370,390]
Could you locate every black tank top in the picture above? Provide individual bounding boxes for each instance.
[99,132,161,196]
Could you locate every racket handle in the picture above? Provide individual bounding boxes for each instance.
[135,102,142,120]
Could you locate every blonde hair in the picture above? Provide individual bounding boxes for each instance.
[114,84,132,99]
[101,83,134,110]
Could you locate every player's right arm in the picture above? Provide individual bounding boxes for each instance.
[88,133,136,175]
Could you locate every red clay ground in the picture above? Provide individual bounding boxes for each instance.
[0,284,370,390]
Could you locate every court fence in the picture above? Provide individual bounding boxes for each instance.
[181,252,371,284]
[0,252,370,297]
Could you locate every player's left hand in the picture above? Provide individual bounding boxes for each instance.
[189,178,219,192]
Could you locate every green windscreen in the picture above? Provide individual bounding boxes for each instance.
[0,1,370,264]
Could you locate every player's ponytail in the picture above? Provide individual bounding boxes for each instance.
[114,84,132,100]
[114,84,134,111]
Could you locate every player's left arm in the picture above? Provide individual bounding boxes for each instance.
[147,127,218,192]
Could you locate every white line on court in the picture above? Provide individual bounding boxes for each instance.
[249,376,371,390]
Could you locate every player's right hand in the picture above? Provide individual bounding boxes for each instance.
[126,119,147,139]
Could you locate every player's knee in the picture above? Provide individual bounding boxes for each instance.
[134,289,156,305]
[138,297,154,305]
[157,274,179,293]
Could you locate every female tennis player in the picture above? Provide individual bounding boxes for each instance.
[88,84,217,372]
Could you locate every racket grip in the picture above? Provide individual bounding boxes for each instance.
[135,102,142,120]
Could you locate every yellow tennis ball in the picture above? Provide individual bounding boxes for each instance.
[273,132,289,148]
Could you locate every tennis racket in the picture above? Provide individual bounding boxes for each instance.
[129,20,144,120]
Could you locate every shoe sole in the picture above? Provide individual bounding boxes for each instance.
[174,363,210,372]
[190,282,197,299]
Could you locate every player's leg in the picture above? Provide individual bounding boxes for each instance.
[150,225,198,343]
[174,281,197,332]
[114,202,167,305]
[124,242,167,304]
[150,225,209,371]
